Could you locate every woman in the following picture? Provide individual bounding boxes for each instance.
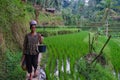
[22,20,42,80]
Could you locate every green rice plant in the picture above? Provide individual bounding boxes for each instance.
[43,31,120,80]
[107,40,120,78]
[96,36,120,79]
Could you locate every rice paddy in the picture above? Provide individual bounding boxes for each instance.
[42,31,120,80]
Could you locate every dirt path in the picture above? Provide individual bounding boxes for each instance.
[26,53,42,80]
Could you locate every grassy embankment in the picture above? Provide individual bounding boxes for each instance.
[0,1,34,79]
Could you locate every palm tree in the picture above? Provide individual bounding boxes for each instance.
[96,0,118,36]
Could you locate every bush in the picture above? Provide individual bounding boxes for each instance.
[3,49,26,80]
[38,29,78,37]
[76,59,117,80]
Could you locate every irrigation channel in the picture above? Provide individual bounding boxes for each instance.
[113,70,120,80]
[54,59,70,76]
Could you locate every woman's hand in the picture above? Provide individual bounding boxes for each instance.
[38,34,43,44]
[20,54,25,66]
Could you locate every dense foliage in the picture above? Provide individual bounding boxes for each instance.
[0,0,32,79]
[0,0,120,80]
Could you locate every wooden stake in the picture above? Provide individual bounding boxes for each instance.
[91,35,111,64]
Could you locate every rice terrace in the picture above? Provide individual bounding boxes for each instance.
[0,0,120,80]
[42,31,120,80]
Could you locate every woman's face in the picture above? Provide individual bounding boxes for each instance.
[31,25,36,32]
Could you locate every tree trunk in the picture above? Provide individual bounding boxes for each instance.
[106,20,109,37]
[103,8,110,37]
[45,0,48,8]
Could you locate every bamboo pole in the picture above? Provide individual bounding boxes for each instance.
[91,35,111,64]
[89,33,91,53]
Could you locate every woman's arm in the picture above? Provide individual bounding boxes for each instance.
[23,34,28,55]
[21,34,27,62]
[38,33,43,44]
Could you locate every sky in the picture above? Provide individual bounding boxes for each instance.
[85,0,89,6]
[73,0,89,2]
[74,0,90,6]
[67,0,89,6]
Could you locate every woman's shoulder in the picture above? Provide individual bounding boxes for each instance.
[24,33,31,38]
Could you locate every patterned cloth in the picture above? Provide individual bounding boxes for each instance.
[23,33,41,55]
